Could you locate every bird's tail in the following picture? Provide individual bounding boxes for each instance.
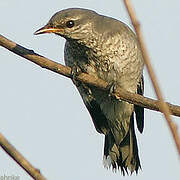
[103,114,141,175]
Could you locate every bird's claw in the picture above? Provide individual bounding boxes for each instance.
[71,65,82,87]
[107,82,117,99]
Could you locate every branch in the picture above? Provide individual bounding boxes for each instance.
[0,133,47,180]
[0,34,180,117]
[123,0,180,155]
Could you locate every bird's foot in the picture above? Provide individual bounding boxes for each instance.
[107,82,118,99]
[71,65,82,87]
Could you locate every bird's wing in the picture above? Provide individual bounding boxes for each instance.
[134,75,144,133]
[77,84,110,134]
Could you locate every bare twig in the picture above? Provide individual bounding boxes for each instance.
[123,0,180,155]
[0,34,180,117]
[0,133,47,180]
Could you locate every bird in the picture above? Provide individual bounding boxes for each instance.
[34,8,144,175]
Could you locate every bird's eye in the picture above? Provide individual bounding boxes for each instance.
[66,20,75,28]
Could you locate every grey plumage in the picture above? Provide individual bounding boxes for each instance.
[34,8,144,175]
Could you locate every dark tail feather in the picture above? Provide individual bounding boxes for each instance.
[135,75,144,133]
[103,114,141,175]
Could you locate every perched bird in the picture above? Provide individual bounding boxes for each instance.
[34,8,144,175]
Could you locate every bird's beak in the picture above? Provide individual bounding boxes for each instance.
[34,24,64,35]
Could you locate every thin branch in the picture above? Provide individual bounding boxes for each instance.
[123,0,180,155]
[0,133,47,180]
[0,34,180,117]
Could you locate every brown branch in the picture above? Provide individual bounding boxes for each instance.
[0,133,47,180]
[123,0,180,155]
[0,34,180,117]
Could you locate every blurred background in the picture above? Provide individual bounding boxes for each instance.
[0,0,180,179]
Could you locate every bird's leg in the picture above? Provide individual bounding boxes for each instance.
[71,63,92,95]
[107,82,118,100]
[71,64,82,87]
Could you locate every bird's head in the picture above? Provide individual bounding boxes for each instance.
[34,8,98,41]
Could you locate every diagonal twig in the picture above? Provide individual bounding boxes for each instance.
[123,0,180,155]
[0,133,47,180]
[0,34,180,117]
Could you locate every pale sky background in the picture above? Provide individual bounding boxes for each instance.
[1,0,180,179]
